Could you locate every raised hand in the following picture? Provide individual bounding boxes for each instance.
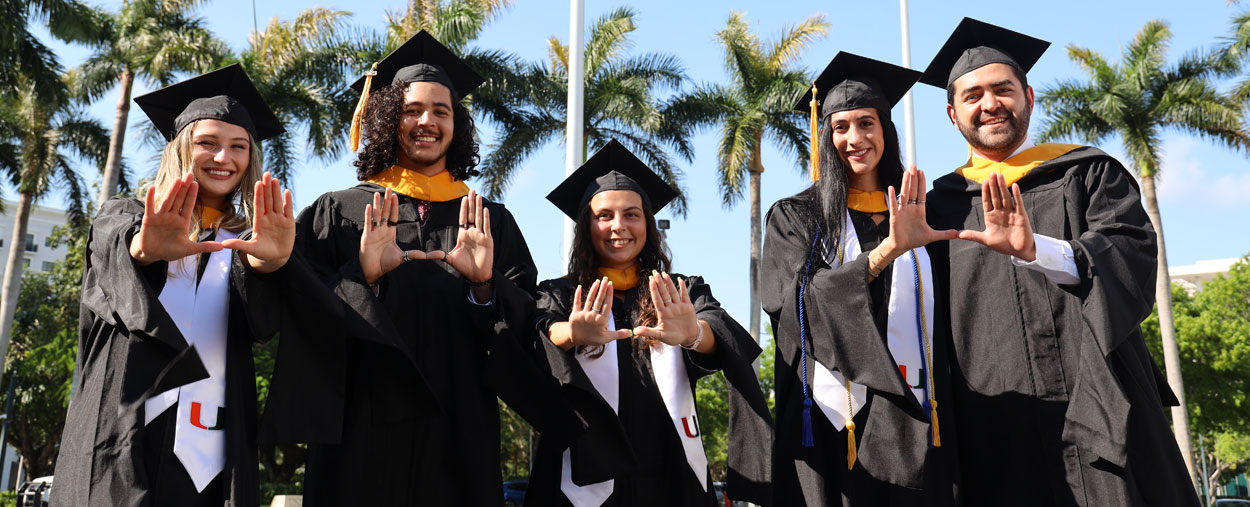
[129,173,224,265]
[444,189,493,284]
[568,277,631,347]
[956,172,1036,260]
[633,272,705,349]
[221,172,295,273]
[358,188,444,285]
[885,167,959,252]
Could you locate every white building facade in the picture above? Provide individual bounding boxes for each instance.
[0,199,71,279]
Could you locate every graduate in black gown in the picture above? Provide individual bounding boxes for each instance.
[763,53,961,506]
[53,65,297,507]
[290,31,581,506]
[919,18,1198,507]
[525,140,773,506]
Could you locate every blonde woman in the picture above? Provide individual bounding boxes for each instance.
[53,64,292,507]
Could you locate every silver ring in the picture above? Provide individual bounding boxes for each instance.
[917,200,926,204]
[592,308,601,314]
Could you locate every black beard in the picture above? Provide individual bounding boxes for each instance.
[957,105,1031,157]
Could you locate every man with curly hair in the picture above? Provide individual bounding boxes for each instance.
[280,31,582,506]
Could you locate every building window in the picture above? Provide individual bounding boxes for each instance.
[44,236,53,248]
[41,261,54,272]
[24,234,36,253]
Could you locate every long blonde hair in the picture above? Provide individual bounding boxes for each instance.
[149,119,263,240]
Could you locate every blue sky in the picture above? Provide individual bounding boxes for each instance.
[31,0,1250,332]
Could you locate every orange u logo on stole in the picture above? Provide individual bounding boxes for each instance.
[189,402,225,431]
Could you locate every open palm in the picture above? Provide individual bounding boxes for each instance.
[129,173,224,265]
[888,167,958,251]
[445,189,493,284]
[221,173,295,273]
[633,272,700,347]
[957,172,1036,259]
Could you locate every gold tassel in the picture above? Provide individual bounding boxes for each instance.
[845,419,858,470]
[349,63,379,152]
[809,84,820,182]
[930,399,942,447]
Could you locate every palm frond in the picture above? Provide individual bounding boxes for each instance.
[766,14,828,69]
[584,6,636,77]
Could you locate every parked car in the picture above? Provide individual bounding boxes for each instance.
[1215,498,1250,507]
[503,479,528,506]
[16,476,52,507]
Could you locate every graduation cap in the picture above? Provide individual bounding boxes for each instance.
[919,17,1050,89]
[793,52,921,120]
[793,52,920,182]
[133,63,284,142]
[546,140,679,219]
[348,30,486,151]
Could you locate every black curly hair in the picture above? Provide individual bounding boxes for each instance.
[353,81,481,181]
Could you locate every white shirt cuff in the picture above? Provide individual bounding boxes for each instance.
[1011,234,1080,285]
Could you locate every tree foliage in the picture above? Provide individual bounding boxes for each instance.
[1143,256,1250,492]
[2,216,89,479]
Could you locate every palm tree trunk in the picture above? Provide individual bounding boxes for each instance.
[97,68,133,205]
[748,132,764,358]
[0,192,34,372]
[1141,174,1197,487]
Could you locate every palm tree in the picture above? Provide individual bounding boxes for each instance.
[238,7,360,182]
[475,6,694,213]
[663,11,827,342]
[0,75,108,373]
[381,0,512,53]
[69,0,227,205]
[1037,19,1250,484]
[0,0,102,101]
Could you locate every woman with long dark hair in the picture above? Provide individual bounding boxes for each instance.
[763,53,960,505]
[53,65,294,507]
[525,140,772,506]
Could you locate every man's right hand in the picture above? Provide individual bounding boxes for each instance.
[129,173,224,266]
[359,188,444,285]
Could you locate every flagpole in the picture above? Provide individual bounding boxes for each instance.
[899,0,917,169]
[563,0,586,272]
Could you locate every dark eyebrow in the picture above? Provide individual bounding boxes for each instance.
[404,100,453,110]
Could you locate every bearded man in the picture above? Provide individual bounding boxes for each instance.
[921,18,1199,507]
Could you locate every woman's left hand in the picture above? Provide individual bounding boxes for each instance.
[222,172,295,274]
[633,272,702,348]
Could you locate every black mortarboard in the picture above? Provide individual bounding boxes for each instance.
[349,30,485,99]
[792,52,921,121]
[546,140,678,219]
[134,64,284,142]
[919,18,1050,89]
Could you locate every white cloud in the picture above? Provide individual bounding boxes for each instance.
[1155,138,1250,211]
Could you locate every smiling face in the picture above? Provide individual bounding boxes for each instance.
[395,81,455,176]
[189,119,251,210]
[588,190,647,270]
[828,107,885,190]
[946,62,1034,161]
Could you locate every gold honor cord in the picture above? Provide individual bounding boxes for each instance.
[835,245,857,470]
[349,62,379,152]
[912,251,941,447]
[809,84,820,182]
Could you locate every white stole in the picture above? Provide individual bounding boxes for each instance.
[810,210,933,430]
[143,228,238,492]
[560,315,709,506]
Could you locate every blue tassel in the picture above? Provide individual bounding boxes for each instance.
[801,397,815,447]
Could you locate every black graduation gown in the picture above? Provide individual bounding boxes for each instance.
[525,275,773,507]
[926,145,1198,507]
[763,191,960,507]
[52,197,282,507]
[290,182,582,506]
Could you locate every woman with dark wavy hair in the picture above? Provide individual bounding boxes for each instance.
[524,140,773,507]
[762,53,960,505]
